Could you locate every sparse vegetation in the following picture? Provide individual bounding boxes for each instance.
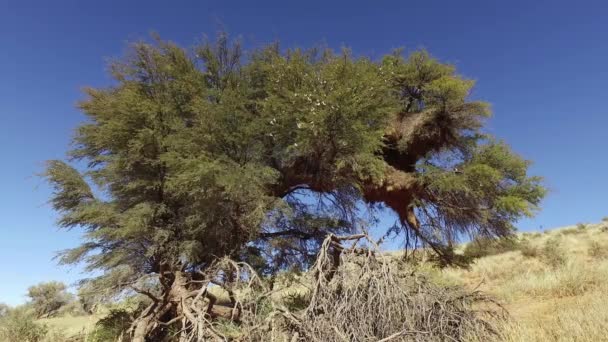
[589,241,607,259]
[441,223,608,341]
[561,227,579,235]
[0,306,48,342]
[89,309,133,342]
[27,282,73,319]
[519,240,539,258]
[0,281,98,341]
[502,293,608,342]
[540,237,568,268]
[0,304,8,319]
[463,236,521,260]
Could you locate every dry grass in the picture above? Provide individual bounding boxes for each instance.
[37,314,100,339]
[432,222,608,341]
[497,293,608,341]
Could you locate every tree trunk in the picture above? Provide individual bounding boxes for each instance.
[132,314,154,342]
[131,301,173,342]
[130,270,244,341]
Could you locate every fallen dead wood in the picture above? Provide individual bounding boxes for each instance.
[125,234,505,341]
[271,233,506,342]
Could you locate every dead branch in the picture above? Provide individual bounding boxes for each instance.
[128,234,505,342]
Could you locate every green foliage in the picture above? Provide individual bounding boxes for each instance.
[77,284,98,315]
[0,306,48,342]
[419,140,545,249]
[258,47,395,184]
[214,319,243,339]
[90,309,133,342]
[577,223,587,230]
[26,282,73,318]
[463,236,520,259]
[282,291,310,311]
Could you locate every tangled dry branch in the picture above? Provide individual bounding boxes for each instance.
[279,234,506,341]
[130,234,505,341]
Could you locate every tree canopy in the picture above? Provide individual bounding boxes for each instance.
[45,33,544,340]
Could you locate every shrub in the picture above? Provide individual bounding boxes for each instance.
[540,237,567,268]
[0,304,9,319]
[602,217,608,222]
[43,329,73,342]
[0,306,48,342]
[77,284,102,315]
[519,240,539,258]
[463,236,520,259]
[283,291,310,311]
[26,281,72,318]
[89,308,133,342]
[55,300,86,317]
[561,228,579,235]
[577,223,587,231]
[589,241,608,259]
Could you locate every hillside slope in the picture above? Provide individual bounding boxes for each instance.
[435,222,608,341]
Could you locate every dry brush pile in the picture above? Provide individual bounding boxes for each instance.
[160,234,506,342]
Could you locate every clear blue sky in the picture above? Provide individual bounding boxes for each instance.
[1,0,607,306]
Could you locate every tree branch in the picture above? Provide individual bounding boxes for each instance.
[130,286,160,303]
